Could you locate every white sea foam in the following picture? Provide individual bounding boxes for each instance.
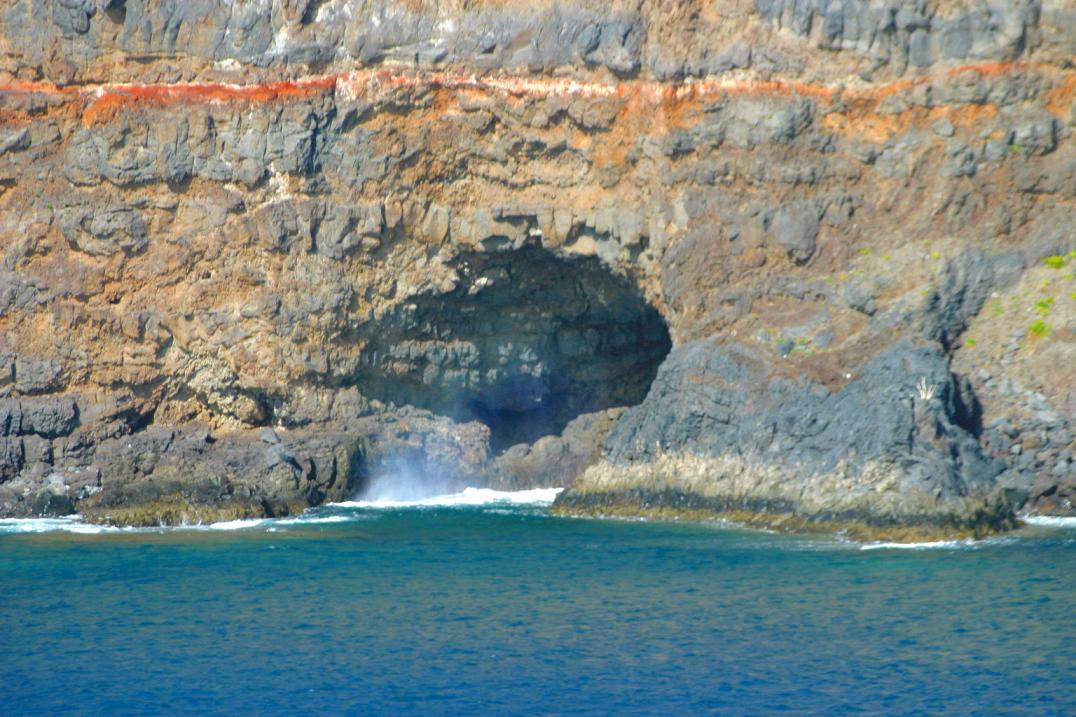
[0,489,560,535]
[162,513,359,530]
[0,514,353,535]
[203,518,270,531]
[333,486,562,509]
[1022,515,1076,528]
[859,539,978,551]
[274,515,354,526]
[0,517,122,535]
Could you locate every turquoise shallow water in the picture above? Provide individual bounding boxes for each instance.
[1,497,1074,716]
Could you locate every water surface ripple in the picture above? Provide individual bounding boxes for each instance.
[1,495,1073,716]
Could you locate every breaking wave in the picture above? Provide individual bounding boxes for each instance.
[1021,515,1076,529]
[333,486,562,509]
[0,518,125,535]
[859,539,979,551]
[0,488,563,535]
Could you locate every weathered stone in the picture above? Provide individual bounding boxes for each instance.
[0,129,31,156]
[52,0,94,36]
[558,339,1011,534]
[771,202,820,264]
[921,250,994,351]
[1011,117,1058,156]
[62,206,148,257]
[13,359,64,396]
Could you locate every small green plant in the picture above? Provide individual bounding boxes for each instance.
[1043,255,1067,269]
[990,302,1004,317]
[859,247,872,257]
[1028,320,1050,338]
[930,251,942,261]
[964,338,977,348]
[882,254,892,262]
[1010,142,1023,152]
[1035,297,1055,316]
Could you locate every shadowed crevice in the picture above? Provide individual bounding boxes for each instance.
[357,246,671,452]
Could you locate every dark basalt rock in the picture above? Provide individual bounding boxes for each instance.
[771,202,821,265]
[492,408,624,490]
[7,0,1060,81]
[558,338,1013,533]
[79,424,367,525]
[0,397,79,439]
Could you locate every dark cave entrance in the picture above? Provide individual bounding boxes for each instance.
[358,247,672,452]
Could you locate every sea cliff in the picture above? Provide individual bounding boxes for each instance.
[1,0,1073,537]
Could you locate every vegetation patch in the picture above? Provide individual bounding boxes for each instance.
[1034,297,1055,316]
[1028,319,1050,338]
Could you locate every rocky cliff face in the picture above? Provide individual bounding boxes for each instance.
[0,0,1073,537]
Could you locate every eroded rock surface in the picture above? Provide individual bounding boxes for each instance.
[0,0,1073,536]
[555,339,1015,539]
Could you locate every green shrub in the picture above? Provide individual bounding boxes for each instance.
[1028,320,1050,338]
[1043,255,1066,270]
[1035,297,1055,316]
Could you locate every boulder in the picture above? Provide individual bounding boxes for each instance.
[771,203,820,264]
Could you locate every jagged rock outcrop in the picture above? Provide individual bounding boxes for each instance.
[554,339,1016,538]
[0,0,1073,536]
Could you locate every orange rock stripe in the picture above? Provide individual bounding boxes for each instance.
[0,61,1068,122]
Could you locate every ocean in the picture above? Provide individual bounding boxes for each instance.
[1,489,1074,716]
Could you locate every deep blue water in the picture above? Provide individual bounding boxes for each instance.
[1,498,1074,716]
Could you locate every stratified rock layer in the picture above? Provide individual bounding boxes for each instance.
[1,1,1074,536]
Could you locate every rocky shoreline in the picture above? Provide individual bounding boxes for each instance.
[552,338,1023,541]
[1,1,1073,539]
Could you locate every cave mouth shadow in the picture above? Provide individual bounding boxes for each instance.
[358,246,672,453]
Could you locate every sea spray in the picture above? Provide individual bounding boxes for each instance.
[334,486,562,509]
[356,452,463,504]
